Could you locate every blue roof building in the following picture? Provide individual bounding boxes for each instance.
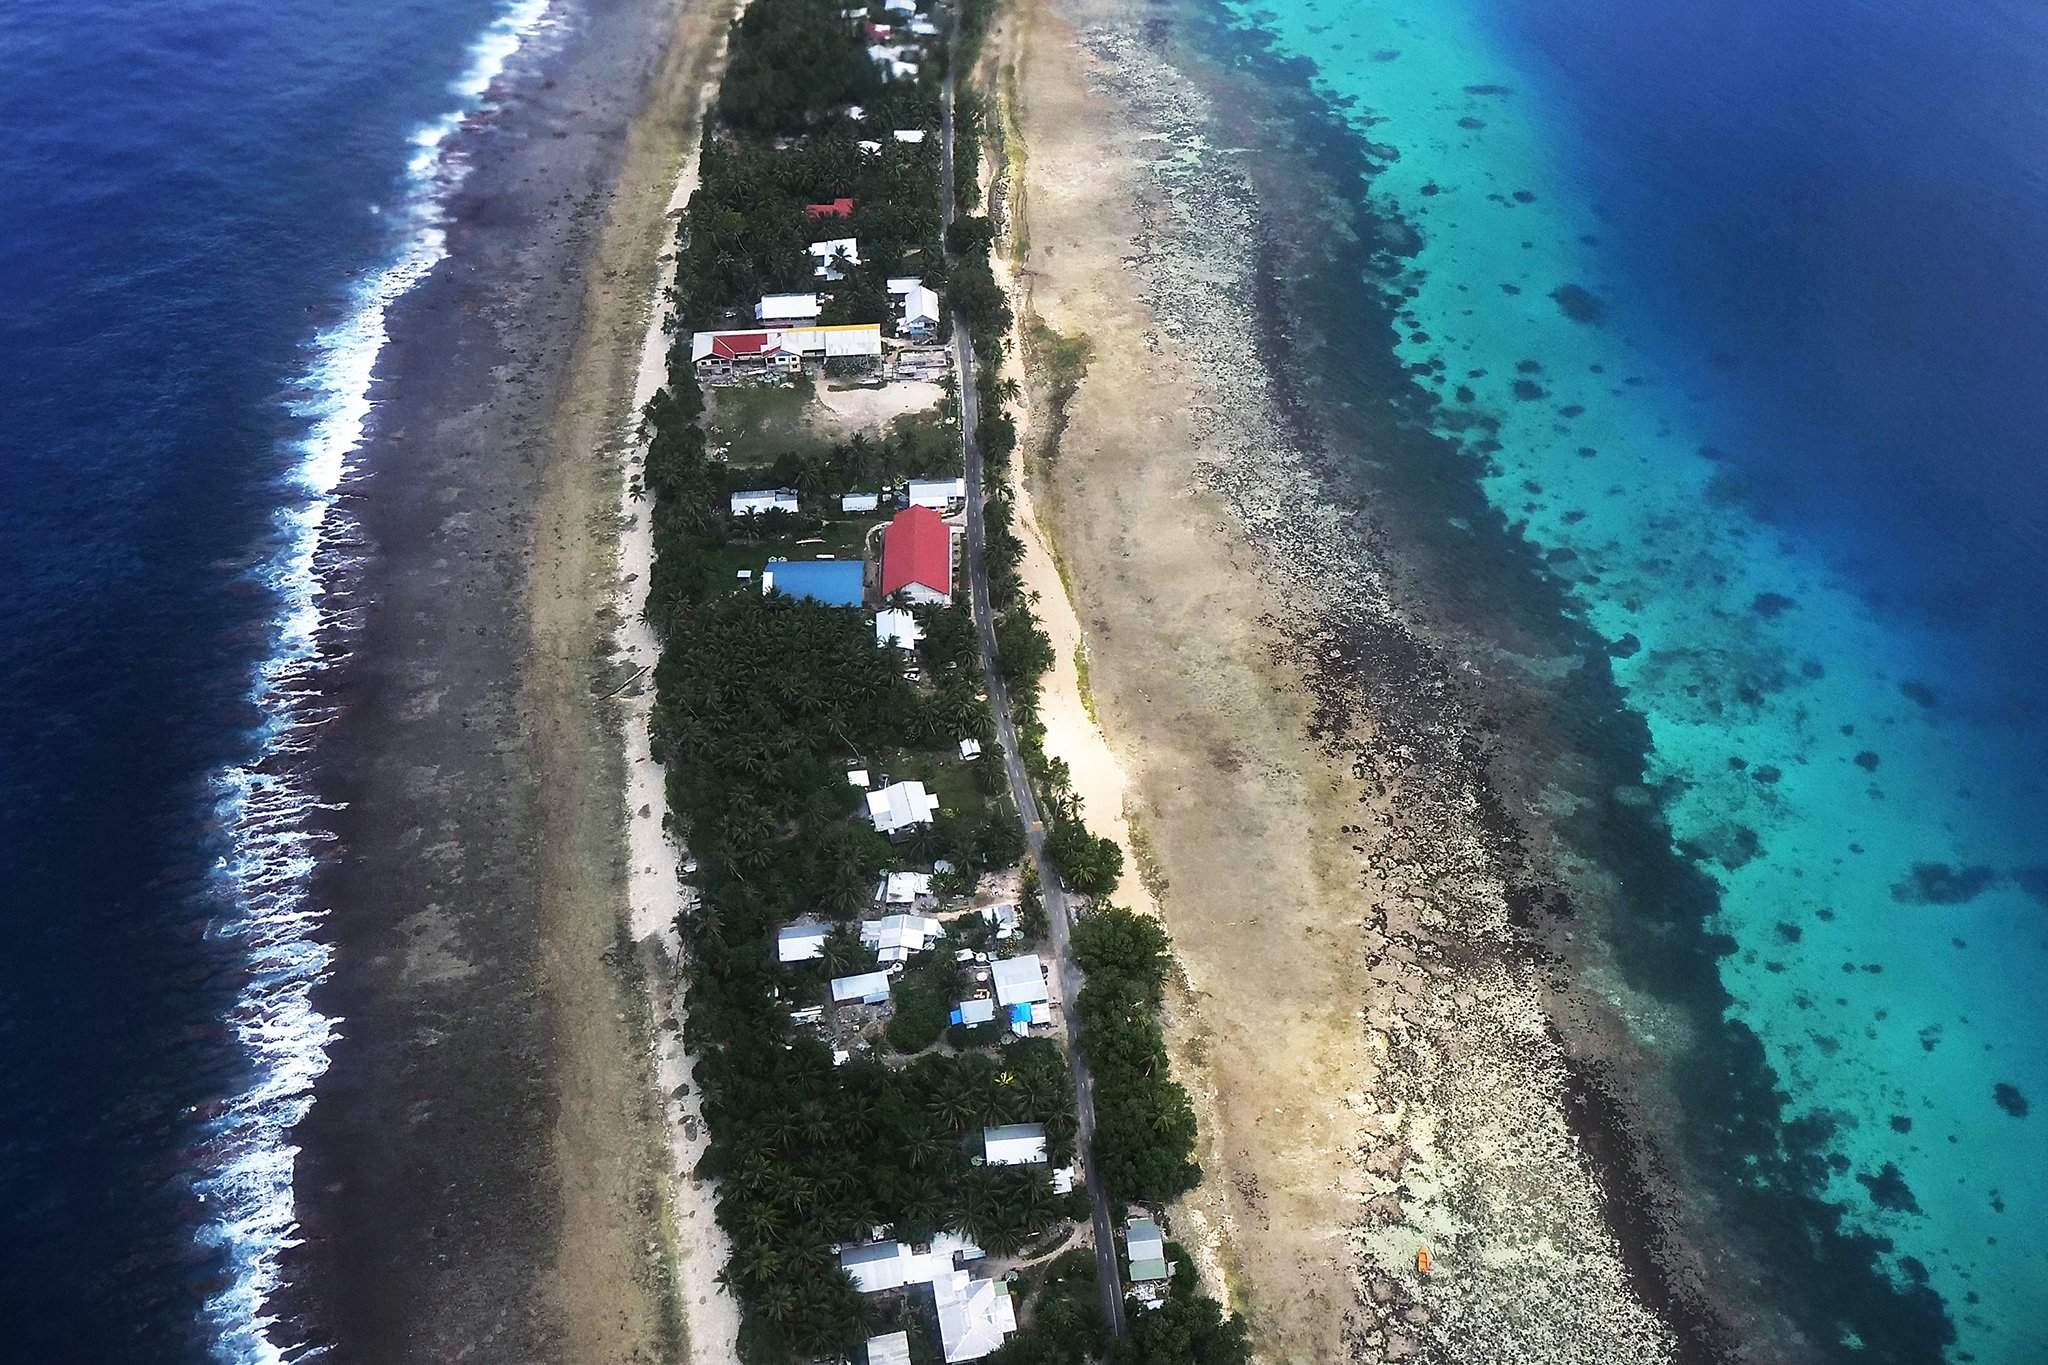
[765,559,864,607]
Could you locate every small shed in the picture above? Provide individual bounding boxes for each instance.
[875,606,924,650]
[831,971,894,1005]
[866,1332,912,1365]
[777,921,828,963]
[841,491,882,512]
[951,997,996,1026]
[731,488,799,516]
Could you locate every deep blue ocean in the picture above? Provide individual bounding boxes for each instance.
[1209,0,2048,1358]
[0,0,551,1358]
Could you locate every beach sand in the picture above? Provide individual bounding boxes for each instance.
[992,1,1692,1360]
[277,0,735,1358]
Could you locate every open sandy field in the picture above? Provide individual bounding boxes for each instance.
[989,2,1686,1362]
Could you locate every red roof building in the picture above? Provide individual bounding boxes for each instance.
[804,197,857,220]
[709,332,776,360]
[861,19,893,40]
[880,505,952,604]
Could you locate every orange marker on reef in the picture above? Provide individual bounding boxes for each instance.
[1416,1248,1432,1275]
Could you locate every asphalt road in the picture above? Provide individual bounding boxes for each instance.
[942,41,1129,1342]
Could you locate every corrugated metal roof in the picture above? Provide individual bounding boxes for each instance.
[881,505,951,598]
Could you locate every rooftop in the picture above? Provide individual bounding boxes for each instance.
[991,954,1049,1006]
[881,505,952,599]
[982,1122,1048,1166]
[764,558,864,608]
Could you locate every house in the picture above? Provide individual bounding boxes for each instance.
[809,237,862,280]
[867,779,940,835]
[804,197,856,220]
[900,284,942,339]
[1126,1216,1171,1283]
[777,921,828,963]
[862,913,943,963]
[982,1123,1048,1167]
[979,902,1019,937]
[763,558,864,607]
[875,606,923,649]
[692,324,883,379]
[831,970,894,1005]
[880,505,953,605]
[909,16,939,36]
[958,737,982,760]
[877,870,933,905]
[861,18,894,41]
[886,276,923,297]
[840,1240,915,1293]
[935,1272,1016,1362]
[841,490,882,513]
[866,1333,912,1365]
[883,0,917,13]
[991,954,1049,1007]
[1052,1165,1078,1195]
[847,768,871,787]
[893,128,928,144]
[731,488,799,517]
[951,997,996,1026]
[906,477,967,510]
[858,139,884,156]
[756,292,822,323]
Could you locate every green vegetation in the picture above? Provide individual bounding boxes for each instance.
[1070,908,1200,1204]
[635,2,1245,1360]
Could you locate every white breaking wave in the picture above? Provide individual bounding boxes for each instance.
[192,2,561,1361]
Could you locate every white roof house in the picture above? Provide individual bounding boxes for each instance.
[979,902,1020,937]
[886,276,923,296]
[756,292,822,322]
[777,921,829,963]
[867,779,940,835]
[875,606,924,649]
[1127,1215,1170,1282]
[883,0,917,12]
[935,1271,1017,1362]
[731,488,799,516]
[982,1123,1048,1166]
[840,1240,914,1293]
[907,477,967,509]
[958,737,983,760]
[893,128,928,144]
[862,913,943,963]
[866,1333,912,1365]
[901,284,942,335]
[842,490,882,512]
[877,870,934,905]
[847,767,871,787]
[865,44,919,79]
[954,997,996,1025]
[992,954,1049,1007]
[909,16,939,36]
[831,970,894,1005]
[809,237,862,280]
[858,138,884,156]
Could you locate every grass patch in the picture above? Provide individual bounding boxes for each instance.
[999,56,1030,261]
[1124,798,1170,904]
[706,375,833,470]
[1073,642,1096,724]
[1022,311,1091,468]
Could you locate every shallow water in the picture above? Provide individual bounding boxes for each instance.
[1205,0,2048,1358]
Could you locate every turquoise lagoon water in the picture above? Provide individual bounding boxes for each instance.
[1205,1,2048,1359]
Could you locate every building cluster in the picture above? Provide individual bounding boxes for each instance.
[725,480,964,616]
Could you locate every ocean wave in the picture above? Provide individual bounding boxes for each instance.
[191,2,562,1361]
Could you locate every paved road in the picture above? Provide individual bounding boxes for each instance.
[941,40,1129,1342]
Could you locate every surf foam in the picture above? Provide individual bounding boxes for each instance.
[192,2,562,1360]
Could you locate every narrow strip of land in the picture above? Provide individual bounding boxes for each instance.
[942,35,1127,1340]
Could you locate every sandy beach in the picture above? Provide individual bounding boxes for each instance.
[276,0,736,1357]
[989,1,1700,1360]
